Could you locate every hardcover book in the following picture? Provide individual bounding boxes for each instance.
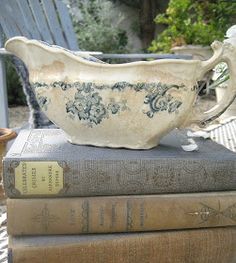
[7,191,236,235]
[3,129,236,198]
[8,227,236,263]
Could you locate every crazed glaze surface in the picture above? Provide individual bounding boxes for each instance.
[5,36,236,149]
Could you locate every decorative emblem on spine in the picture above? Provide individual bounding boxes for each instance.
[31,204,60,232]
[187,201,236,224]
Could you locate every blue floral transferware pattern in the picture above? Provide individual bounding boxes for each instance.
[32,81,184,127]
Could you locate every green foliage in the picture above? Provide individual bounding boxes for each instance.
[5,58,26,106]
[149,0,236,53]
[67,0,129,53]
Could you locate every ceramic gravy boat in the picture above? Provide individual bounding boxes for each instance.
[5,36,236,149]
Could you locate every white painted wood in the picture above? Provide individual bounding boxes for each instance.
[0,57,9,128]
[54,0,79,50]
[41,0,68,48]
[28,0,53,43]
[7,0,32,38]
[17,0,42,39]
[0,7,20,38]
[0,26,3,48]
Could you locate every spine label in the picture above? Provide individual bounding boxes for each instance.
[15,161,63,195]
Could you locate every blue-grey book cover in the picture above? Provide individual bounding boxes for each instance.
[3,128,236,198]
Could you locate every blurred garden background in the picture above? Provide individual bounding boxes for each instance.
[7,0,236,127]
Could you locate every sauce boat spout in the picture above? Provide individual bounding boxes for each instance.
[5,37,34,70]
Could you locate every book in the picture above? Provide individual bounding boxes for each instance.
[7,191,236,235]
[8,227,236,263]
[3,129,236,198]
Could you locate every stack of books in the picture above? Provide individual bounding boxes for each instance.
[3,129,236,263]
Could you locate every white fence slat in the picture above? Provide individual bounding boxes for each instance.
[17,0,42,39]
[54,0,79,50]
[6,0,32,38]
[28,0,53,43]
[0,57,9,128]
[0,1,23,36]
[0,7,20,38]
[41,0,68,48]
[0,27,3,47]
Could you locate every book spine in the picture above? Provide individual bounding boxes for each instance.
[9,227,236,263]
[3,158,236,197]
[7,192,236,235]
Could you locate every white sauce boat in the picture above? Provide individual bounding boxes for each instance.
[5,32,236,149]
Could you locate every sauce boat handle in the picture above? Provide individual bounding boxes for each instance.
[186,40,236,127]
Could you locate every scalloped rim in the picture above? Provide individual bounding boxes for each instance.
[5,36,200,69]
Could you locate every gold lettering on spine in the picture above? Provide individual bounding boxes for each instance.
[21,162,28,194]
[55,170,60,187]
[48,165,53,192]
[139,202,145,228]
[69,209,76,226]
[99,206,105,226]
[110,203,117,229]
[31,167,37,189]
[81,200,89,233]
[126,200,133,231]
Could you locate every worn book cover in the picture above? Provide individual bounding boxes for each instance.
[8,227,236,263]
[3,129,236,198]
[7,191,236,235]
